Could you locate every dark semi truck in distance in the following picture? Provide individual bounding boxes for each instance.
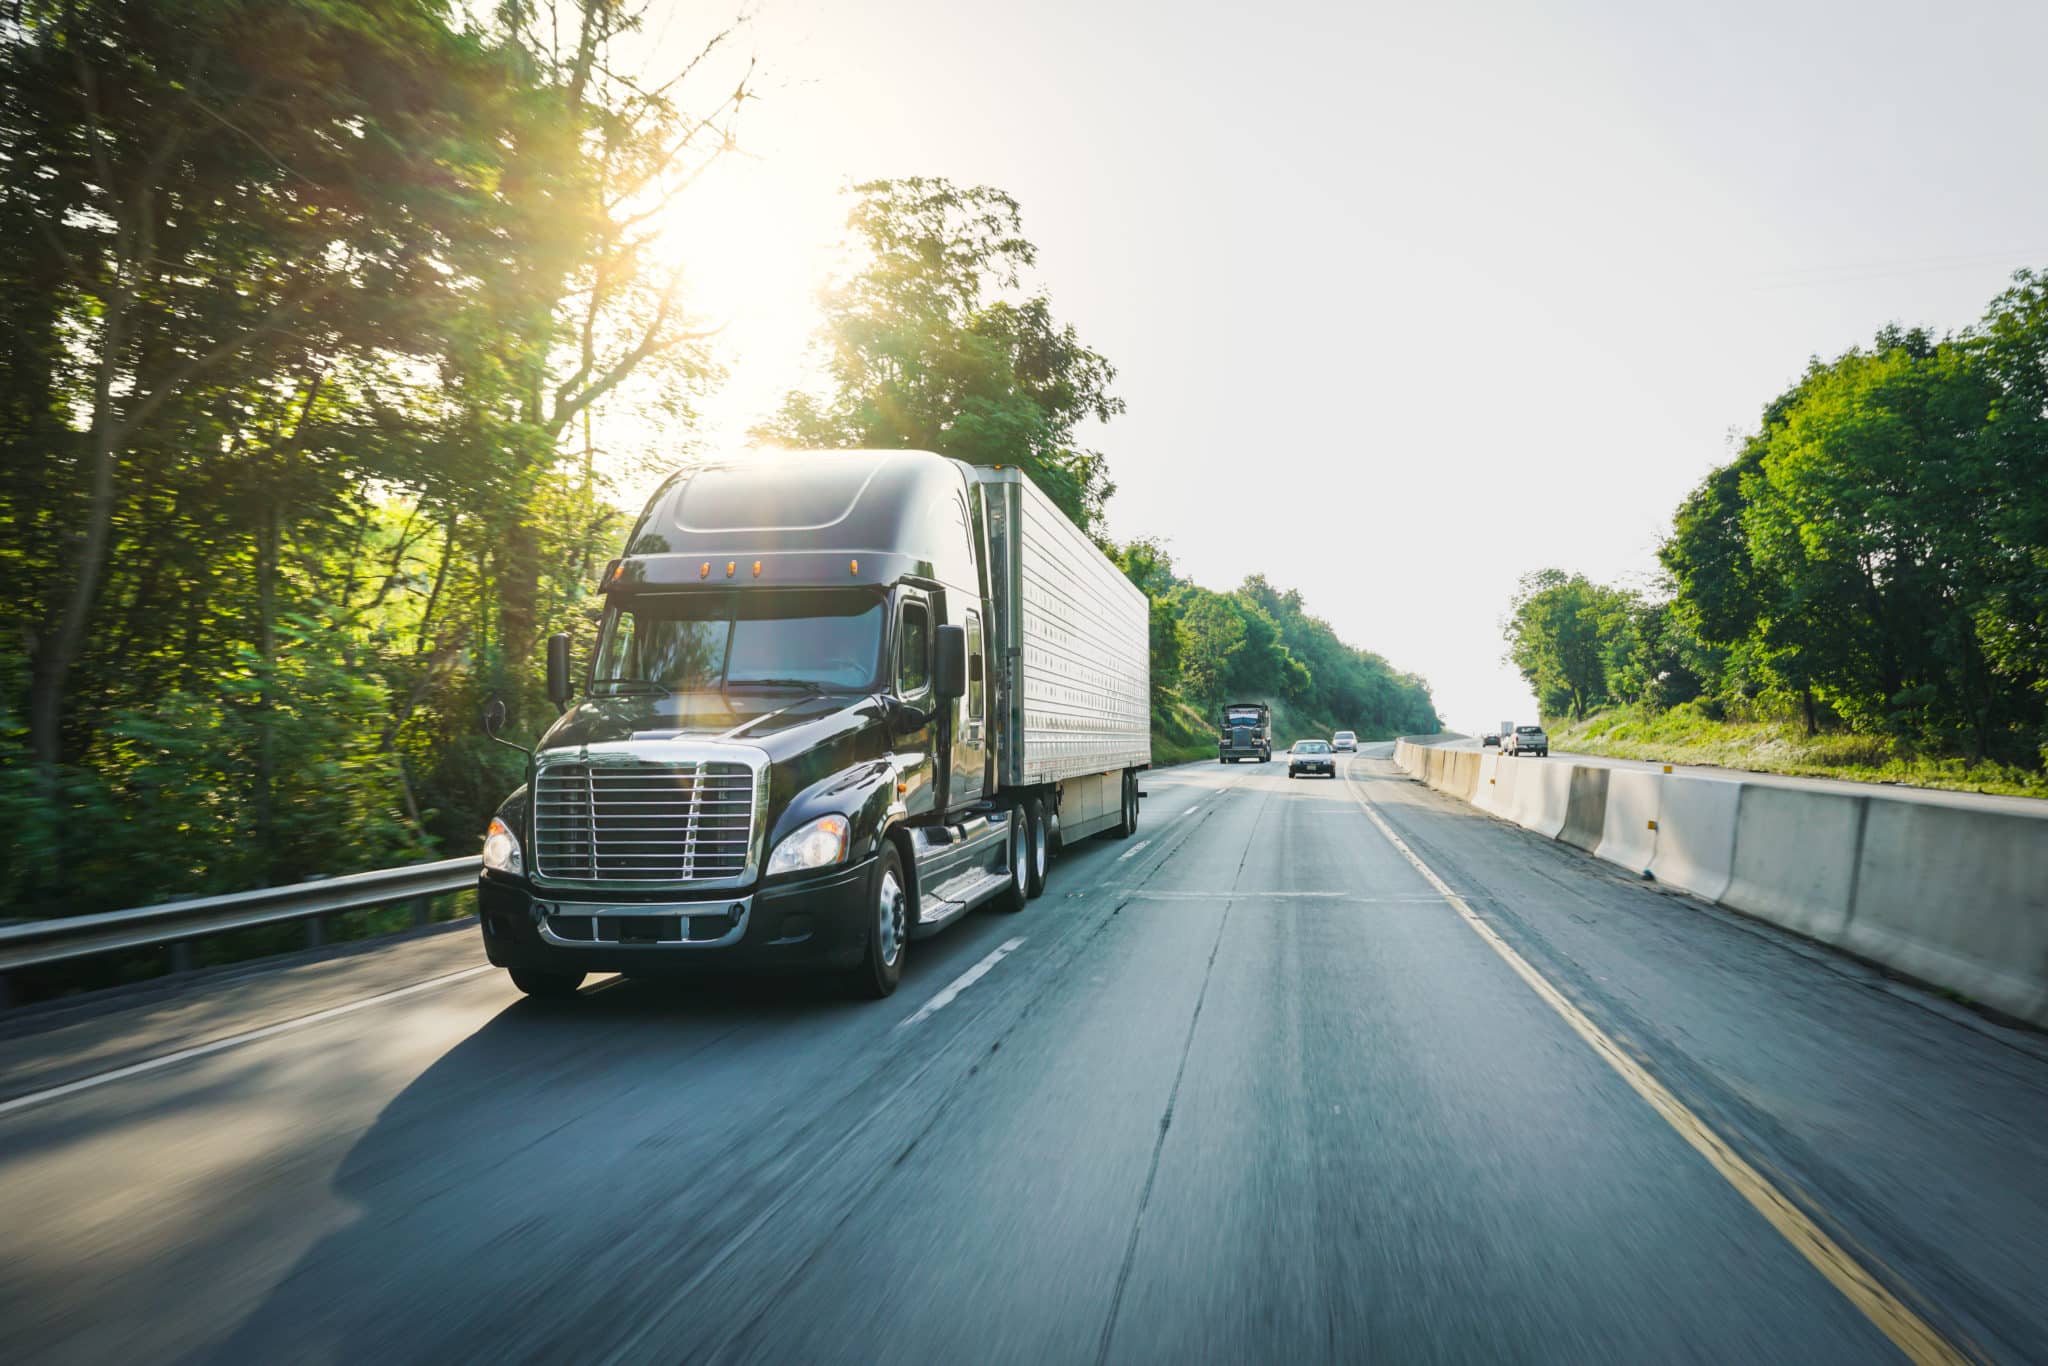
[476,451,1151,1000]
[1219,701,1272,762]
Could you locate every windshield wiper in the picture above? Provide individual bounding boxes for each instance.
[726,677,850,692]
[589,677,672,696]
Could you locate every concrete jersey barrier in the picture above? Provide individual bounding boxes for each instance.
[1389,736,2048,1029]
[1720,785,1866,944]
[1842,801,2048,1027]
[1647,776,1740,902]
[1559,765,1610,852]
[1507,760,1573,840]
[1594,769,1662,878]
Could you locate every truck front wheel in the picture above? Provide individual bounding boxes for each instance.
[510,968,585,1000]
[849,844,908,998]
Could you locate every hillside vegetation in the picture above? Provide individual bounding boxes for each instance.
[1505,271,2048,795]
[1115,542,1438,765]
[1550,704,2048,798]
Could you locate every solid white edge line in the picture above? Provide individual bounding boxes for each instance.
[898,937,1025,1028]
[0,964,500,1120]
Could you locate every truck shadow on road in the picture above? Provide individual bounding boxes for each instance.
[189,934,1014,1364]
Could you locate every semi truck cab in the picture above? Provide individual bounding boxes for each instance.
[1219,701,1272,762]
[477,450,1150,1000]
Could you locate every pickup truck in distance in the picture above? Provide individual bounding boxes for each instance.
[1504,724,1549,757]
[1219,701,1272,762]
[476,450,1150,1001]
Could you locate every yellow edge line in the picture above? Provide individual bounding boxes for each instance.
[1344,758,1970,1366]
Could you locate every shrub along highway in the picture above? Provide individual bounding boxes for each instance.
[2,746,2045,1364]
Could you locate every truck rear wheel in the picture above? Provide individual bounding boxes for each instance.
[992,813,1029,913]
[1024,798,1048,899]
[1107,770,1138,839]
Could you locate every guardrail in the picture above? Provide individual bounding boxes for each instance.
[0,857,482,988]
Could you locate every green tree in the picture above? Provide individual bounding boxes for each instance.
[757,178,1124,529]
[1505,570,1621,719]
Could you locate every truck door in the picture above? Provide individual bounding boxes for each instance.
[952,607,988,805]
[894,594,937,817]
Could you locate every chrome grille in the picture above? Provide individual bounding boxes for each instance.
[534,761,758,883]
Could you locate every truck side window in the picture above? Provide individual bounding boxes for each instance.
[965,610,983,721]
[898,602,930,696]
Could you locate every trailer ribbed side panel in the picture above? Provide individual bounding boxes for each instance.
[979,469,1151,786]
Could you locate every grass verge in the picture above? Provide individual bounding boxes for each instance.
[1550,705,2048,799]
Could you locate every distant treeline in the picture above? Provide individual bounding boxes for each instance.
[1506,271,2048,769]
[1116,543,1438,746]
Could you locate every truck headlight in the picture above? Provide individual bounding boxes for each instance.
[767,815,849,877]
[482,817,523,876]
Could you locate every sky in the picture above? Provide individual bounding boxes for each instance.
[630,0,2048,733]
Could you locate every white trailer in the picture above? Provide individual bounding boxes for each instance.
[976,466,1151,841]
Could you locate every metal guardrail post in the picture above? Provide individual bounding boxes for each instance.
[412,897,432,927]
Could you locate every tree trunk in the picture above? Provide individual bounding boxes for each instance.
[28,316,128,774]
[1801,686,1817,737]
[254,500,279,884]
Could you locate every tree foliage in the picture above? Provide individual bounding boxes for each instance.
[1511,275,2048,768]
[1116,547,1437,740]
[756,178,1123,530]
[0,0,751,916]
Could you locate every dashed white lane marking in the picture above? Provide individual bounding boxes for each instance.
[899,937,1026,1028]
[1116,839,1153,862]
[0,964,499,1119]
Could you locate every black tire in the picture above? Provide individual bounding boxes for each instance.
[1023,797,1048,899]
[509,968,585,1000]
[849,843,908,998]
[992,813,1029,913]
[1107,769,1138,839]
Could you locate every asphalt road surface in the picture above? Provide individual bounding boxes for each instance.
[4,744,2046,1364]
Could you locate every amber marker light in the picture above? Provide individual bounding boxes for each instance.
[849,558,859,575]
[752,560,762,578]
[726,560,736,577]
[699,562,711,579]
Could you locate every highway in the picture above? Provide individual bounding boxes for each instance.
[3,745,2046,1364]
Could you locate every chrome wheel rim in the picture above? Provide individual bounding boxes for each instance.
[877,867,905,967]
[1032,812,1048,881]
[1011,821,1027,893]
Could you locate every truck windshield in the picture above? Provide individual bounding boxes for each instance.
[593,590,885,694]
[1226,711,1262,725]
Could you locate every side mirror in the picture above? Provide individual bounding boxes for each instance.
[933,624,967,700]
[545,633,572,710]
[482,697,508,737]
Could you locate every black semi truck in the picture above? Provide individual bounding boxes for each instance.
[1219,701,1272,762]
[477,451,1151,1000]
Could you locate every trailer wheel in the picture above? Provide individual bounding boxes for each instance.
[1024,798,1048,898]
[1107,770,1138,839]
